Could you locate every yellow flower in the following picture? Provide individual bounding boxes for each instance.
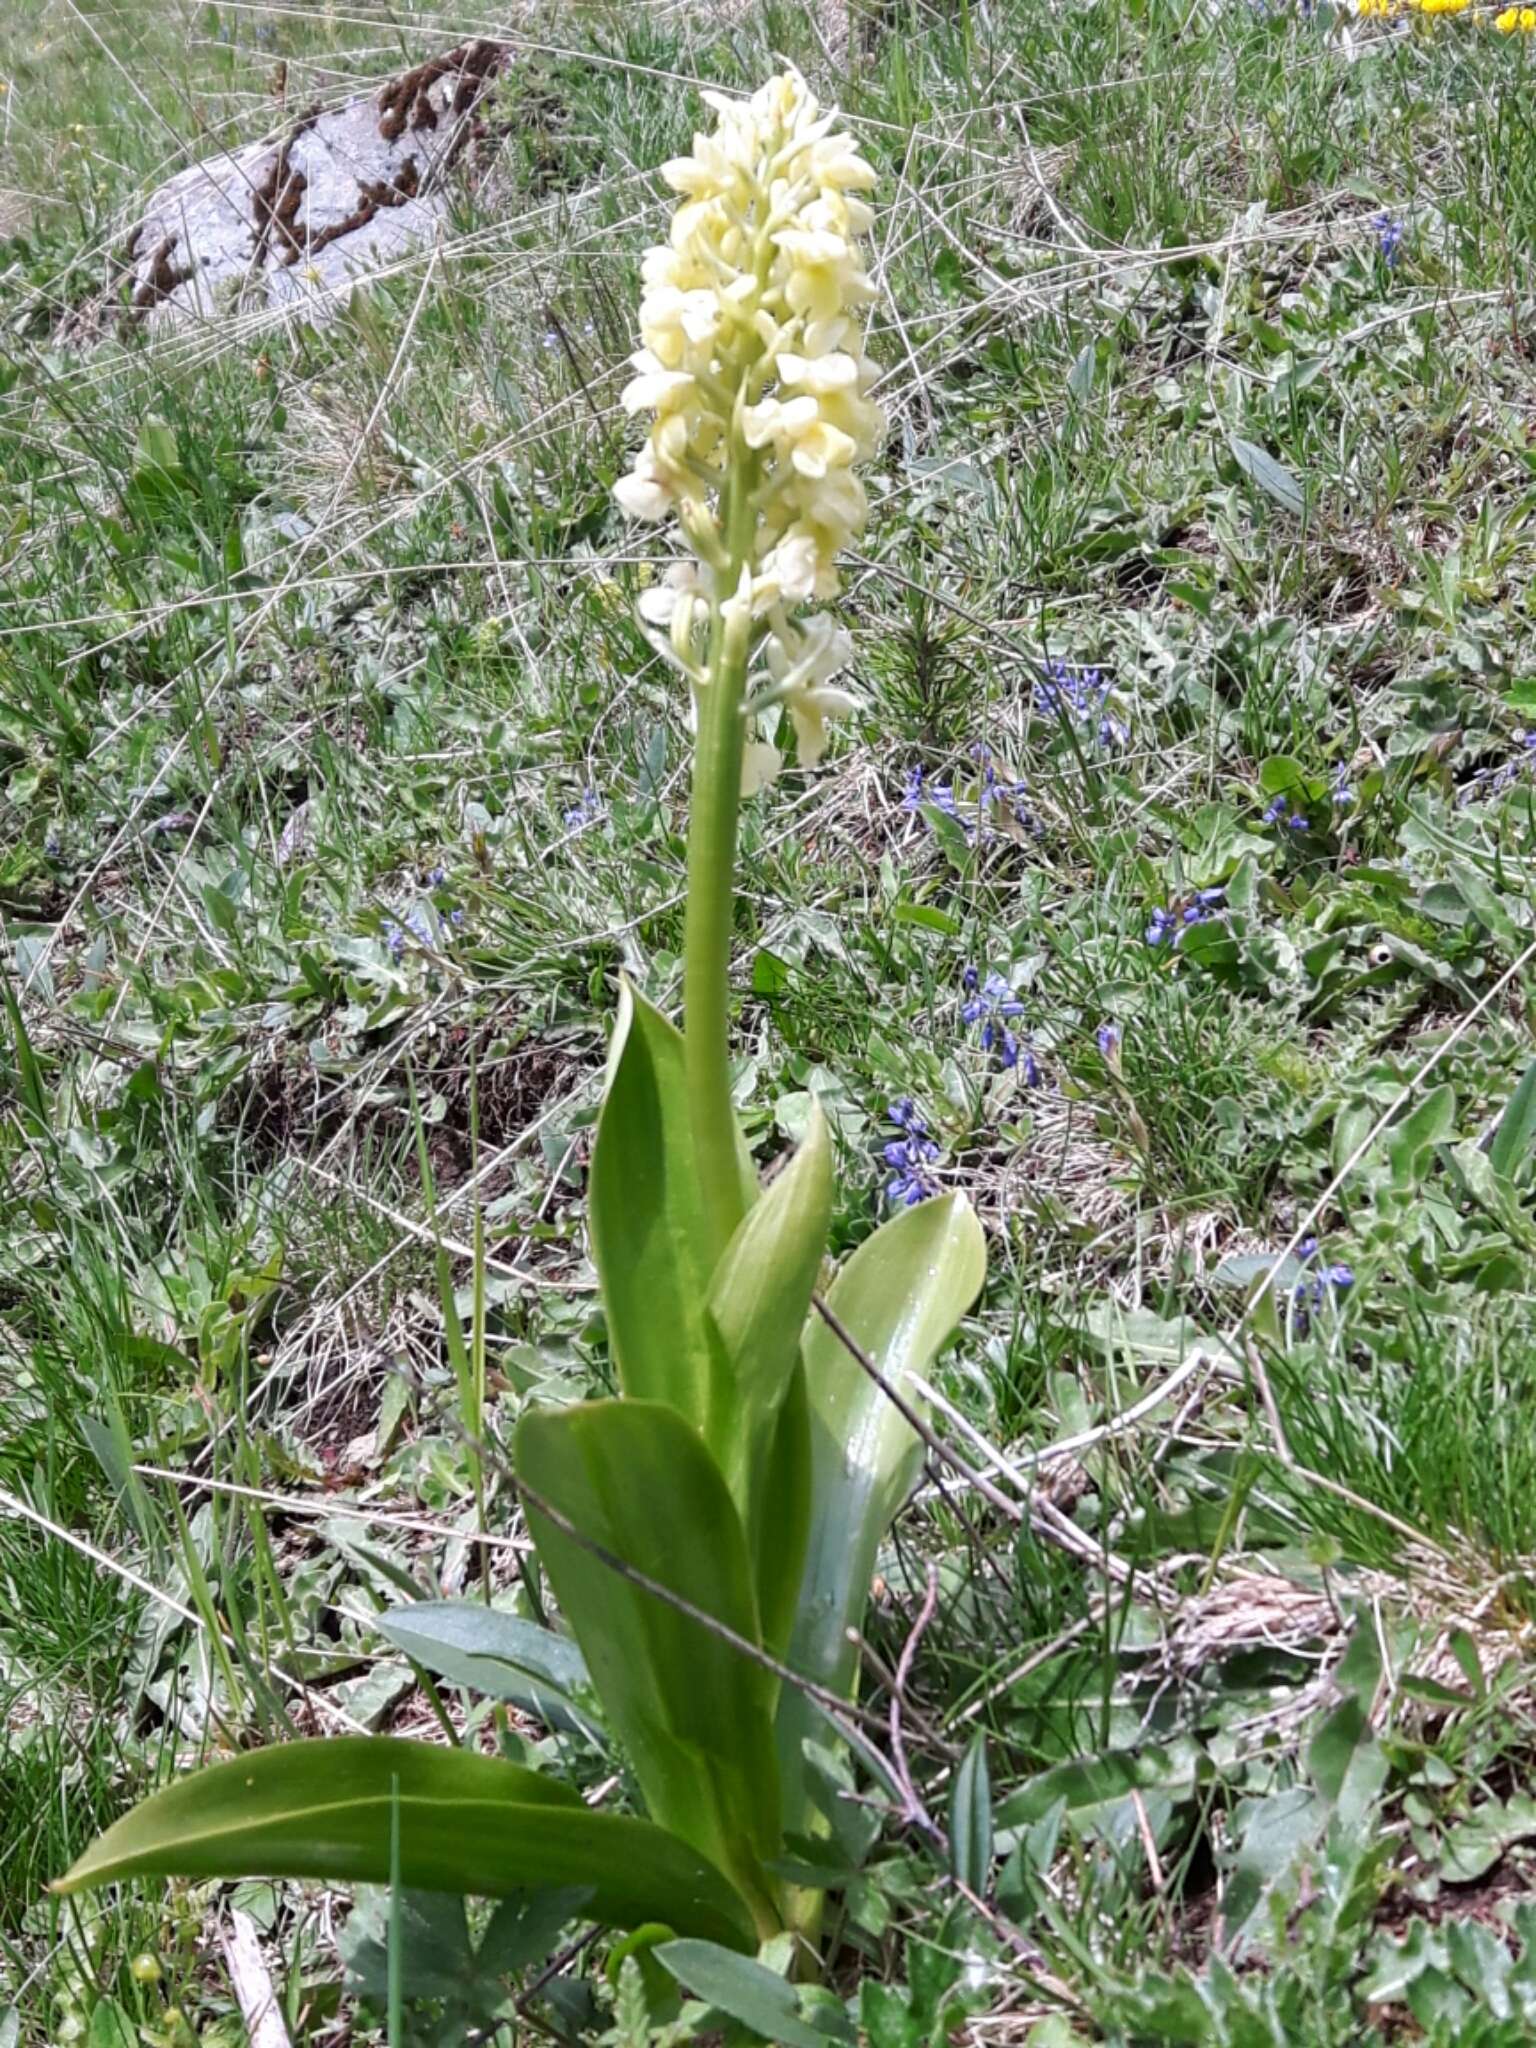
[1494,5,1517,22]
[1522,6,1536,27]
[615,69,884,787]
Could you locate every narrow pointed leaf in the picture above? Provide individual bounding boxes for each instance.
[779,1195,985,1824]
[705,1106,829,1642]
[589,984,726,1419]
[56,1738,756,1949]
[1228,434,1307,518]
[752,1363,813,1661]
[516,1400,781,1930]
[949,1734,993,1894]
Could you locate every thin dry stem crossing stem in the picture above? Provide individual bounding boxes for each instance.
[888,1562,943,1843]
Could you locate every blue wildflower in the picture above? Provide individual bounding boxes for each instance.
[1034,658,1128,750]
[1147,888,1223,948]
[564,787,604,831]
[1374,213,1405,268]
[1332,763,1355,809]
[449,907,465,928]
[428,865,446,887]
[1097,1022,1121,1061]
[961,967,1040,1078]
[383,920,405,959]
[1288,813,1309,832]
[1291,1241,1355,1322]
[883,1100,941,1206]
[978,755,1041,841]
[1262,795,1287,825]
[405,905,435,947]
[900,765,960,818]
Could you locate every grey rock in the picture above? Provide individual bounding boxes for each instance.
[94,38,508,335]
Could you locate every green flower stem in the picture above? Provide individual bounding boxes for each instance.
[682,450,758,1260]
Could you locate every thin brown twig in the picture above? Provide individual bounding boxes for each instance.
[888,1563,944,1846]
[813,1294,1152,1595]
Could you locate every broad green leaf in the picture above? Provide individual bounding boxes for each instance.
[706,1107,830,1645]
[949,1734,992,1894]
[1387,1084,1456,1190]
[778,1195,985,1830]
[656,1940,840,2048]
[1490,1060,1536,1181]
[995,1744,1199,1834]
[753,1361,813,1660]
[56,1737,755,1949]
[1220,1785,1323,1936]
[86,2002,135,2048]
[1441,1794,1536,1885]
[1229,434,1307,518]
[1308,1692,1387,1840]
[588,984,736,1421]
[516,1400,781,1934]
[377,1601,602,1740]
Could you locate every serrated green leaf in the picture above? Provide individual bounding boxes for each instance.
[56,1737,755,1948]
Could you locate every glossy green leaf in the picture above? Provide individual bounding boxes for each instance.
[949,1734,992,1895]
[706,1106,830,1645]
[56,1737,755,1948]
[655,1940,841,2048]
[778,1195,985,1825]
[588,984,729,1422]
[751,1363,813,1660]
[516,1399,782,1934]
[377,1601,601,1740]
